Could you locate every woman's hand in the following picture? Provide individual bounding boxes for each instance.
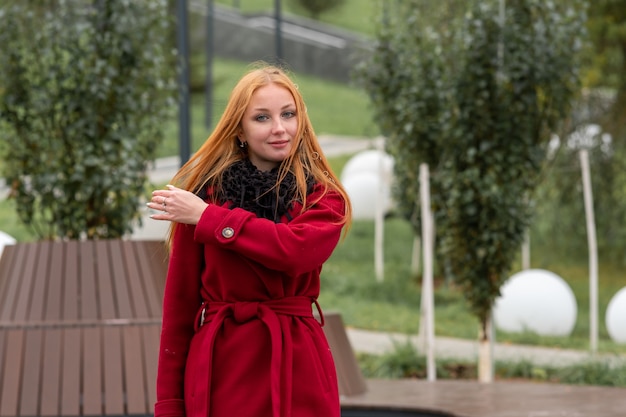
[148,185,209,225]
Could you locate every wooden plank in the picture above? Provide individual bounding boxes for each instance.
[80,242,98,320]
[142,241,168,300]
[40,329,62,417]
[108,241,133,318]
[29,241,51,321]
[322,312,368,397]
[82,327,102,416]
[0,244,27,321]
[133,241,166,317]
[123,326,148,415]
[45,243,64,322]
[0,245,18,315]
[0,329,24,417]
[94,240,116,320]
[14,243,38,321]
[19,329,43,416]
[63,241,79,321]
[60,328,81,417]
[102,327,125,415]
[142,325,160,409]
[122,241,150,319]
[0,331,6,415]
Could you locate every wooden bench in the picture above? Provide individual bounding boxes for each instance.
[0,240,168,417]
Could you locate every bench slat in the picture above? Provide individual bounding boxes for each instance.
[1,245,27,321]
[103,327,125,415]
[123,326,148,415]
[95,241,117,320]
[40,329,63,416]
[0,329,24,417]
[0,245,18,318]
[82,327,102,416]
[30,241,52,322]
[20,330,43,416]
[14,243,39,321]
[108,242,133,318]
[135,241,167,318]
[60,329,81,417]
[45,243,65,322]
[122,241,149,319]
[143,325,160,410]
[63,241,79,321]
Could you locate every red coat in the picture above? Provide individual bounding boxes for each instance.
[155,185,345,417]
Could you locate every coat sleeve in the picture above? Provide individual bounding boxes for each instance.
[194,188,346,276]
[155,223,203,417]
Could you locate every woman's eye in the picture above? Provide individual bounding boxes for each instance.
[255,114,269,122]
[282,111,296,119]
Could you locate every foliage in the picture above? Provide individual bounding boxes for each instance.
[356,341,477,380]
[583,0,626,90]
[532,0,626,265]
[356,0,585,331]
[354,0,466,238]
[288,0,346,19]
[358,345,626,387]
[0,0,176,240]
[439,0,585,327]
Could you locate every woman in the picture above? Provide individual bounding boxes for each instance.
[149,64,352,417]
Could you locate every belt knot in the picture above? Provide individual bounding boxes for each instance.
[233,301,259,323]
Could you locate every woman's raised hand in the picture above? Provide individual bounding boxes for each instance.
[148,185,209,225]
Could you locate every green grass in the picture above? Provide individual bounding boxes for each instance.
[215,0,380,37]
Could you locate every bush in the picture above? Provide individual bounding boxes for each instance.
[357,342,626,387]
[0,0,176,239]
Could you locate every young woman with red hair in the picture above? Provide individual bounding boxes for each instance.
[148,63,351,417]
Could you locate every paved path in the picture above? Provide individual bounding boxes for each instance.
[346,327,626,368]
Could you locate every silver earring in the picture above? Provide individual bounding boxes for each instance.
[238,140,247,148]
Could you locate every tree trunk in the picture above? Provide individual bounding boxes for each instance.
[478,316,494,383]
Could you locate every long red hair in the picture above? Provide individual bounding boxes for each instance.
[166,63,352,246]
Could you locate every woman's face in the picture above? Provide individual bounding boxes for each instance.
[239,83,297,171]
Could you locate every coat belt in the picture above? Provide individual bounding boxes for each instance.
[192,296,324,417]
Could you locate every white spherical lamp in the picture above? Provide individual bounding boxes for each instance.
[493,269,577,337]
[341,150,395,219]
[0,231,16,258]
[341,149,394,183]
[606,287,626,344]
[343,172,390,220]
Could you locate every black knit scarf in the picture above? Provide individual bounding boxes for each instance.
[199,159,315,223]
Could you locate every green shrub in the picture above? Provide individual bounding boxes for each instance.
[0,0,176,239]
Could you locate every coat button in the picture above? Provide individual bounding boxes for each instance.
[221,227,235,239]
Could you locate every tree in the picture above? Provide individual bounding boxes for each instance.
[532,0,626,265]
[357,0,585,382]
[288,0,345,20]
[0,0,176,240]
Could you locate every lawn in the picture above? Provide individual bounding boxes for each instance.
[215,0,380,37]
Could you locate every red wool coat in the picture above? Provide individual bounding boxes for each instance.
[154,185,345,417]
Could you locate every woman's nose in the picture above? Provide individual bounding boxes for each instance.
[272,119,286,134]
